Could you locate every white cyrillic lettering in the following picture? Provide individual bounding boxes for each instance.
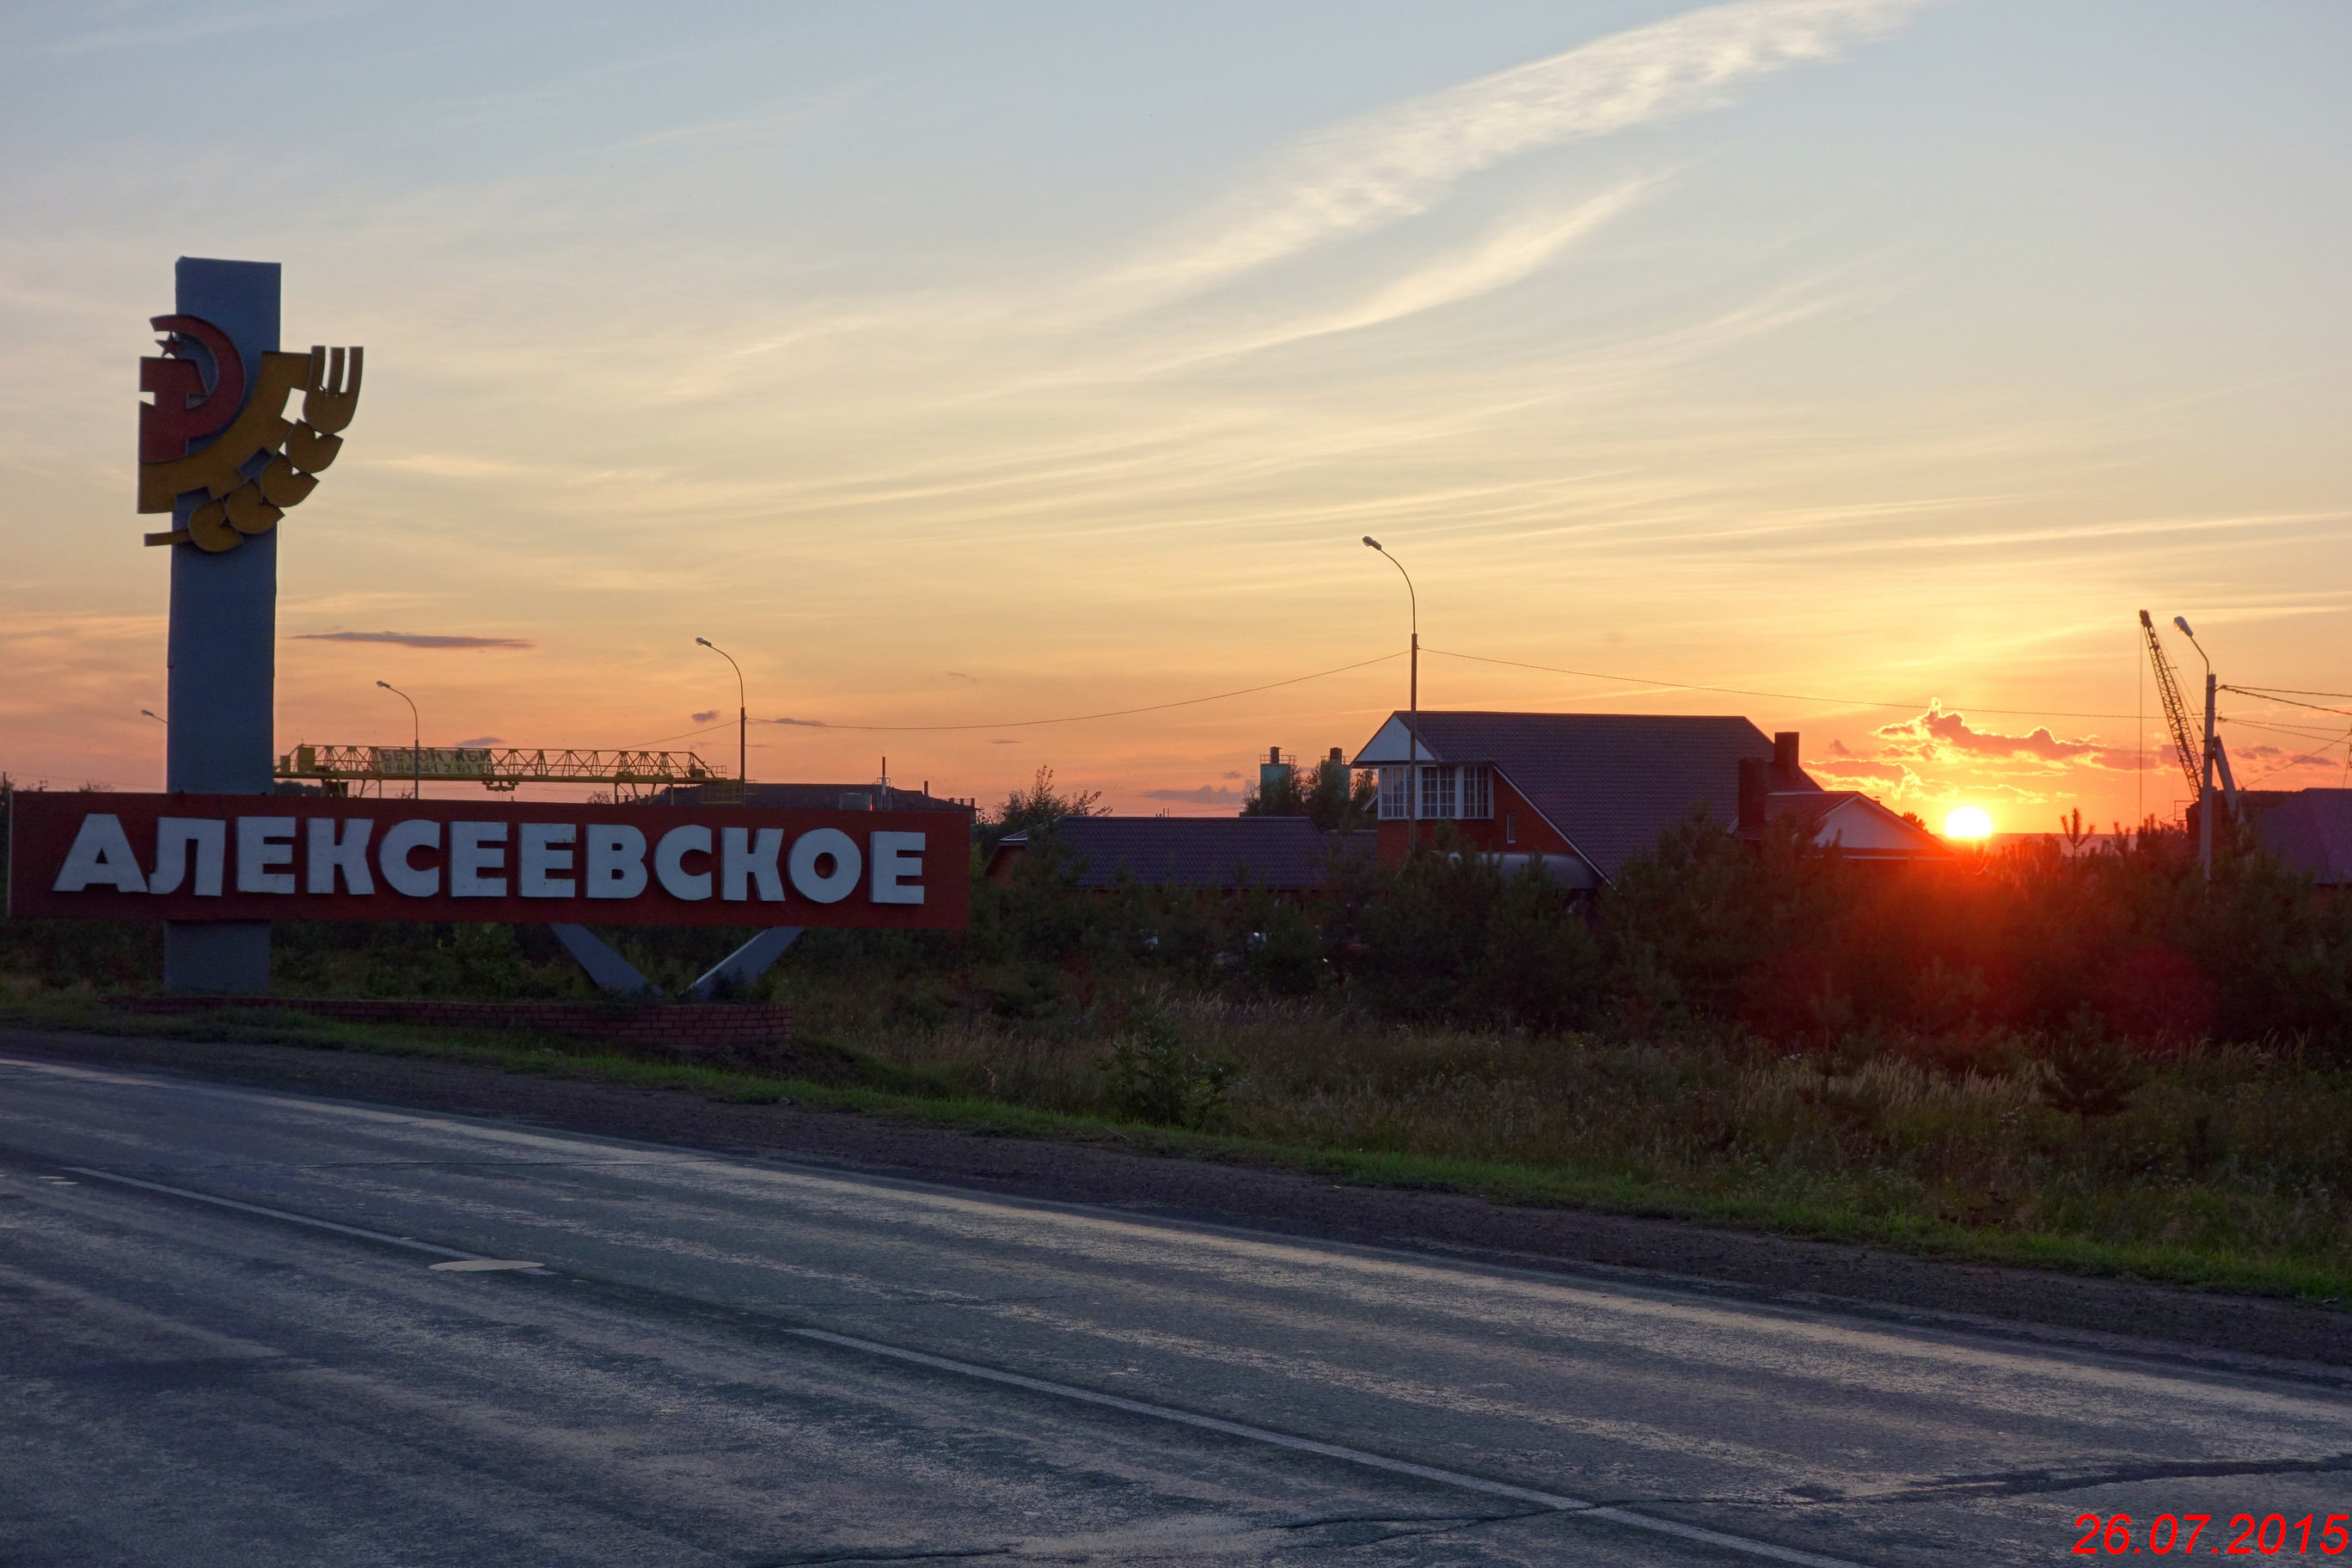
[720,826,785,902]
[787,827,861,904]
[654,824,713,902]
[236,817,297,894]
[870,830,925,905]
[307,818,374,895]
[150,818,226,897]
[450,821,507,897]
[585,824,647,900]
[52,814,148,893]
[519,823,575,897]
[380,819,441,897]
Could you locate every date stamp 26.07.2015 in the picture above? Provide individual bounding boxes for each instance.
[2073,1514,2349,1556]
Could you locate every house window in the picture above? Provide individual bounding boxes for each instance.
[1379,763,1495,822]
[1505,810,1516,845]
[1420,764,1455,820]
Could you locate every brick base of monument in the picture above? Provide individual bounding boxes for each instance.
[107,995,792,1062]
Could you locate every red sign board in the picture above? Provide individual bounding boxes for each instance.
[8,793,968,928]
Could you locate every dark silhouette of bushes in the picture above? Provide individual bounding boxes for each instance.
[9,775,2348,1057]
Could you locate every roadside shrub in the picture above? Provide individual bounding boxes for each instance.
[1101,1002,1234,1129]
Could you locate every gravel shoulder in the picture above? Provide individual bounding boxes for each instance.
[7,1022,2349,1378]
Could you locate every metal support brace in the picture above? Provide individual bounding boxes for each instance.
[688,928,800,1001]
[2212,735,2241,819]
[548,924,661,997]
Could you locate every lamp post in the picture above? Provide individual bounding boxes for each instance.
[1362,536,1419,832]
[142,709,167,790]
[696,637,747,791]
[2173,616,2218,880]
[376,680,420,799]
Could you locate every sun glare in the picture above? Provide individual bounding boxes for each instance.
[1944,806,1994,840]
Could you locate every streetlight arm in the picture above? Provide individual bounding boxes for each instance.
[1361,536,1421,818]
[697,639,749,786]
[376,679,421,799]
[1363,538,1417,634]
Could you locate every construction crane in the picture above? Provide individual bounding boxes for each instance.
[277,744,723,799]
[2139,609,2202,795]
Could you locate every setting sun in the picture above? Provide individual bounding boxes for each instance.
[1944,806,1994,840]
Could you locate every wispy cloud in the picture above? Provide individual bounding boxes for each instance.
[291,630,533,649]
[1143,784,1244,803]
[690,709,721,724]
[762,716,830,728]
[1166,184,1652,366]
[1109,0,1917,305]
[50,0,366,55]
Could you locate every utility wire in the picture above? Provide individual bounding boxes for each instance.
[2221,686,2352,718]
[746,652,1406,734]
[619,646,2337,749]
[2220,715,2352,743]
[1422,647,2135,720]
[2244,744,2349,787]
[621,720,740,750]
[2229,684,2352,701]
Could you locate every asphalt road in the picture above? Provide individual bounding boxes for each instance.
[3,1053,2347,1567]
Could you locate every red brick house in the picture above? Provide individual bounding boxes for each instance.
[1351,711,1944,885]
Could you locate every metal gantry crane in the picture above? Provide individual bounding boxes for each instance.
[2139,610,2202,798]
[2140,609,2239,876]
[276,744,723,799]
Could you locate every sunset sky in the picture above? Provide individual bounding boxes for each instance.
[5,0,2349,831]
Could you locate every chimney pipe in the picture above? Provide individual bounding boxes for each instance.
[1773,731,1800,782]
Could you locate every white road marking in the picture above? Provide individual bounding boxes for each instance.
[785,1326,1877,1568]
[58,1154,1874,1565]
[64,1166,492,1264]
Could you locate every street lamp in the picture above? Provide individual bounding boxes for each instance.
[141,709,167,790]
[376,680,420,799]
[695,637,748,791]
[1362,536,1419,830]
[2173,616,2220,879]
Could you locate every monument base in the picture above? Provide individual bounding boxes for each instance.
[163,922,270,995]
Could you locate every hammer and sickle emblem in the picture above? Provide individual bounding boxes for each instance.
[138,320,364,553]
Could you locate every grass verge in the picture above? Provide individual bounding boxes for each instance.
[3,992,2347,1308]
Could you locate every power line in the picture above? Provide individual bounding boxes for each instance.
[1423,647,2135,720]
[2220,715,2352,744]
[750,652,1406,734]
[2230,683,2352,701]
[2244,749,2345,787]
[621,720,738,750]
[2222,686,2352,718]
[0,772,155,791]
